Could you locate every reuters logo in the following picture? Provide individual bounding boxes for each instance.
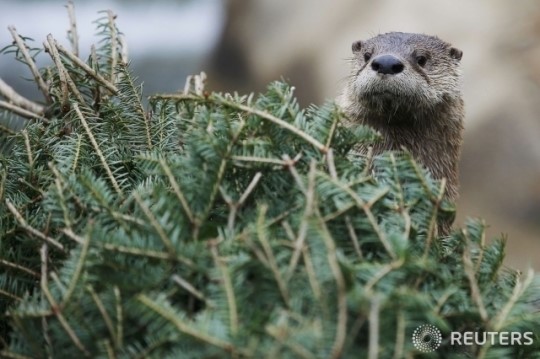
[412,324,442,353]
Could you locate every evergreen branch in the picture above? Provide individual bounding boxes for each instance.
[0,123,16,136]
[87,286,118,348]
[214,94,327,153]
[0,288,22,301]
[409,157,438,202]
[286,160,316,280]
[324,109,340,149]
[0,259,40,278]
[256,206,290,307]
[159,158,196,225]
[478,269,535,359]
[132,338,175,359]
[462,231,489,322]
[62,230,91,306]
[266,322,317,359]
[434,288,458,315]
[210,242,239,335]
[490,268,535,331]
[197,129,237,234]
[73,103,124,197]
[41,283,91,357]
[5,199,65,251]
[315,208,347,359]
[319,172,396,259]
[62,228,187,264]
[154,93,327,153]
[474,221,487,273]
[422,178,446,260]
[72,134,83,172]
[137,294,243,355]
[7,26,51,103]
[282,221,322,303]
[49,162,71,227]
[0,78,44,115]
[55,41,118,95]
[133,192,176,255]
[66,1,79,56]
[364,259,405,293]
[227,172,262,232]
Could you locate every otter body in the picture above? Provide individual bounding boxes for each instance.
[339,32,464,202]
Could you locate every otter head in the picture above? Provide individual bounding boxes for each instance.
[348,32,463,123]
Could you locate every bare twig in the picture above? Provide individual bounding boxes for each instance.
[368,295,381,359]
[345,215,363,259]
[66,1,79,56]
[55,40,118,94]
[45,35,69,108]
[107,10,118,83]
[171,274,207,303]
[0,259,40,278]
[0,78,44,114]
[7,26,51,103]
[0,100,45,121]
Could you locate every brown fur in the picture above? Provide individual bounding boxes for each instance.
[339,32,464,204]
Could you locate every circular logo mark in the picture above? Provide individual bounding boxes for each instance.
[412,324,442,353]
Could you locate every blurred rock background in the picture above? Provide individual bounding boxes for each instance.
[1,0,539,270]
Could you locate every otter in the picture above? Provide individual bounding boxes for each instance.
[339,32,464,211]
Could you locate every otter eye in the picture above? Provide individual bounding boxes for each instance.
[364,53,372,62]
[416,55,428,67]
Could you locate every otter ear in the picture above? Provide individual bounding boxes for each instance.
[352,40,363,53]
[449,47,463,61]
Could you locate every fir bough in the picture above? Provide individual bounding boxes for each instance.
[0,5,539,359]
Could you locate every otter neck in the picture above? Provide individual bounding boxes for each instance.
[361,99,464,200]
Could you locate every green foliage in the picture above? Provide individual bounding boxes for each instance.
[1,8,539,359]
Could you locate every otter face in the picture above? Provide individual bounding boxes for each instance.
[349,32,463,117]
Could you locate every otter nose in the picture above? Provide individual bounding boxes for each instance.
[371,55,404,75]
